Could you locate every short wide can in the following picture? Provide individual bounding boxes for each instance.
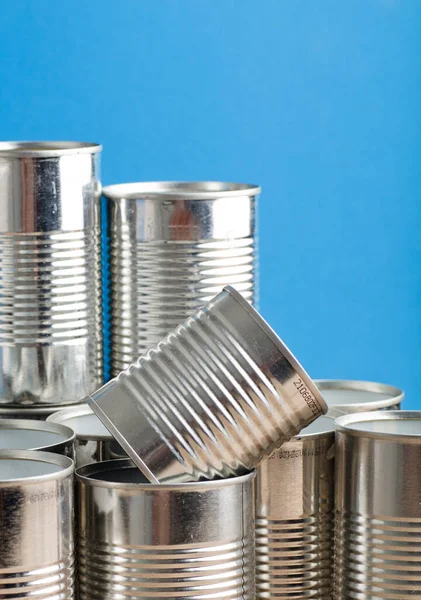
[77,459,255,599]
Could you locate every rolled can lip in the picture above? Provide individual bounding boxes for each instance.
[76,458,255,490]
[0,449,74,485]
[0,419,75,451]
[316,379,404,412]
[47,405,114,441]
[291,415,335,439]
[102,181,261,200]
[335,410,421,442]
[0,141,102,157]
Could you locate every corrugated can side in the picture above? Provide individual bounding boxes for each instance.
[0,450,74,599]
[77,459,255,599]
[255,417,335,599]
[87,286,327,483]
[0,142,103,406]
[335,411,421,599]
[104,181,259,375]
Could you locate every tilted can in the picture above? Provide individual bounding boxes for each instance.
[316,379,403,416]
[103,181,259,375]
[255,416,335,599]
[0,142,103,406]
[87,286,327,483]
[77,459,255,600]
[0,449,74,598]
[47,404,125,466]
[0,418,75,458]
[335,411,421,599]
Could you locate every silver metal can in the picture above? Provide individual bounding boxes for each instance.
[77,459,255,600]
[335,411,421,599]
[316,379,403,416]
[0,142,103,406]
[0,418,75,457]
[87,285,327,483]
[103,181,259,375]
[0,449,74,598]
[256,416,335,599]
[47,404,125,466]
[0,403,78,420]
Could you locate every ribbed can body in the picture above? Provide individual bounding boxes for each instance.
[0,143,103,406]
[255,418,335,599]
[77,459,255,600]
[87,286,327,483]
[335,411,421,599]
[104,182,259,375]
[47,405,126,467]
[0,450,74,599]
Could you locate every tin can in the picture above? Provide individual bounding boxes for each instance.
[103,181,259,375]
[0,403,78,420]
[0,418,75,457]
[335,411,421,598]
[77,459,255,600]
[0,142,103,406]
[47,404,125,466]
[0,449,74,598]
[87,285,327,483]
[255,416,335,599]
[316,379,403,416]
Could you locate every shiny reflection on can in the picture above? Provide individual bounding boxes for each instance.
[104,181,260,375]
[77,459,255,599]
[256,416,335,599]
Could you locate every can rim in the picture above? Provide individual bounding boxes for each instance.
[0,141,102,157]
[315,379,404,412]
[47,405,114,441]
[0,449,74,486]
[103,181,261,200]
[292,415,336,439]
[0,403,80,416]
[224,286,328,416]
[76,458,255,489]
[0,418,76,450]
[335,410,421,442]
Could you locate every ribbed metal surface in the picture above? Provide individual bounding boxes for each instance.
[104,181,259,376]
[111,238,256,374]
[255,418,335,599]
[88,287,327,483]
[77,460,255,600]
[0,557,74,599]
[0,142,103,406]
[335,512,421,599]
[334,411,421,600]
[79,540,252,599]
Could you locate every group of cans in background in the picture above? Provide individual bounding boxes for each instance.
[0,142,418,600]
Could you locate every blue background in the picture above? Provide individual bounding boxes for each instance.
[0,1,419,407]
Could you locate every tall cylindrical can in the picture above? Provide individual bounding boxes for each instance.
[0,142,103,406]
[335,411,421,599]
[87,286,327,483]
[0,418,75,457]
[103,181,259,375]
[47,404,126,466]
[0,449,74,598]
[255,416,335,599]
[77,459,255,600]
[316,379,403,416]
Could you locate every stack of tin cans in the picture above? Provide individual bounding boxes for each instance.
[0,141,418,600]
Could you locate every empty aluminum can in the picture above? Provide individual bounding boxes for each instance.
[256,416,335,599]
[103,181,259,375]
[77,459,255,600]
[316,379,403,416]
[0,449,74,598]
[335,411,421,599]
[87,286,327,483]
[47,404,126,466]
[0,142,103,406]
[0,418,75,457]
[0,403,74,420]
